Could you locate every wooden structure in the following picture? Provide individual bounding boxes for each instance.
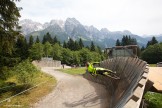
[105,45,138,58]
[32,57,61,67]
[84,57,148,108]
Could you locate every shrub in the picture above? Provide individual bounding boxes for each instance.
[12,59,39,85]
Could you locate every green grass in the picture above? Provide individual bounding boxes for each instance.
[58,67,86,75]
[149,64,157,67]
[144,91,162,108]
[0,72,56,108]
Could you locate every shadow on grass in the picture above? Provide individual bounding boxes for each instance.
[0,82,32,97]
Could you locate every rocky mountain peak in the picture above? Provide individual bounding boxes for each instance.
[19,19,43,35]
[49,20,64,27]
[100,28,109,32]
[65,18,81,26]
[123,30,132,35]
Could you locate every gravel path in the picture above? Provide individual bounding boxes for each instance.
[33,67,109,108]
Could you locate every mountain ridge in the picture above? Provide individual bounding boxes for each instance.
[19,18,162,48]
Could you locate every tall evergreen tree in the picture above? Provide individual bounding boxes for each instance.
[90,41,95,51]
[43,42,52,57]
[67,38,75,50]
[152,36,158,44]
[96,46,102,54]
[42,32,53,44]
[121,35,137,46]
[116,39,121,46]
[29,43,43,60]
[53,36,58,44]
[79,38,84,49]
[141,46,145,51]
[15,36,28,60]
[0,0,21,55]
[29,35,34,48]
[63,41,67,48]
[146,36,158,47]
[35,36,40,43]
[74,41,80,51]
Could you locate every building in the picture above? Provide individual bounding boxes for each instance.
[105,45,138,58]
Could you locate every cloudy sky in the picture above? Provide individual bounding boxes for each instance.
[16,0,162,36]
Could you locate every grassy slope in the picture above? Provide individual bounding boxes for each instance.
[149,64,157,67]
[0,72,56,108]
[144,91,162,108]
[58,67,86,75]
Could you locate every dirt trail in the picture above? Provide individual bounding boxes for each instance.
[33,67,109,108]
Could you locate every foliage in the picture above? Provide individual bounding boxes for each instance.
[71,51,80,65]
[43,42,52,57]
[29,43,44,60]
[63,41,68,48]
[53,36,59,44]
[29,35,34,48]
[79,48,91,65]
[12,59,39,84]
[0,0,21,55]
[42,32,53,44]
[116,35,137,46]
[61,48,73,65]
[15,36,28,60]
[79,38,84,49]
[147,36,158,47]
[0,0,21,70]
[144,91,162,108]
[116,39,121,46]
[52,43,63,60]
[67,38,75,50]
[36,36,40,43]
[28,36,104,65]
[0,68,56,108]
[141,43,162,64]
[90,41,95,51]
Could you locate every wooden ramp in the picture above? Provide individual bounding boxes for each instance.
[148,67,162,92]
[83,57,149,108]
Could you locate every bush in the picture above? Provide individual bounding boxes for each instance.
[12,59,39,85]
[141,44,162,64]
[144,91,162,108]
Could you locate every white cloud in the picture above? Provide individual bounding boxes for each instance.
[16,0,162,36]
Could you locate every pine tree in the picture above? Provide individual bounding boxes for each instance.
[0,0,21,55]
[121,36,126,46]
[116,39,121,46]
[36,36,40,43]
[53,36,58,44]
[63,41,67,48]
[97,46,102,54]
[74,41,80,51]
[42,32,53,44]
[121,35,137,46]
[151,36,158,45]
[67,38,75,50]
[79,38,84,49]
[29,35,34,48]
[141,46,145,51]
[146,36,158,47]
[125,35,129,45]
[15,36,28,60]
[90,41,95,51]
